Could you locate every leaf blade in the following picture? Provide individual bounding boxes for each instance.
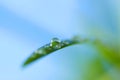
[23,39,79,67]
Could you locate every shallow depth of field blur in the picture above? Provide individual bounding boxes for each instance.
[0,0,119,80]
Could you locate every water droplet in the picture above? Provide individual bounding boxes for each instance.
[62,40,71,45]
[54,44,62,49]
[44,44,52,51]
[49,38,62,49]
[35,49,46,55]
[44,44,50,48]
[51,38,60,43]
[50,38,61,47]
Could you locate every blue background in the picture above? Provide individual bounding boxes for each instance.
[0,0,119,80]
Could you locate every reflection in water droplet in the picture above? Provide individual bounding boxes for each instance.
[51,38,60,43]
[50,38,62,49]
[50,38,60,46]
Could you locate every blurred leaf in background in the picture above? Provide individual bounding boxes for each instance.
[76,0,120,80]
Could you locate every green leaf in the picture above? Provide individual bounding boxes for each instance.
[94,40,120,68]
[23,36,87,67]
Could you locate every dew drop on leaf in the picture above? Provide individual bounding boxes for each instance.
[50,38,60,46]
[62,40,71,45]
[50,38,62,49]
[54,44,62,49]
[51,38,60,43]
[35,49,46,55]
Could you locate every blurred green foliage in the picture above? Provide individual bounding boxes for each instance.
[81,39,120,80]
[23,36,119,80]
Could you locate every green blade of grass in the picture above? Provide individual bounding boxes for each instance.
[23,37,86,67]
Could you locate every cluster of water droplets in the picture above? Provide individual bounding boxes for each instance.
[24,36,82,66]
[33,38,62,56]
[33,37,77,56]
